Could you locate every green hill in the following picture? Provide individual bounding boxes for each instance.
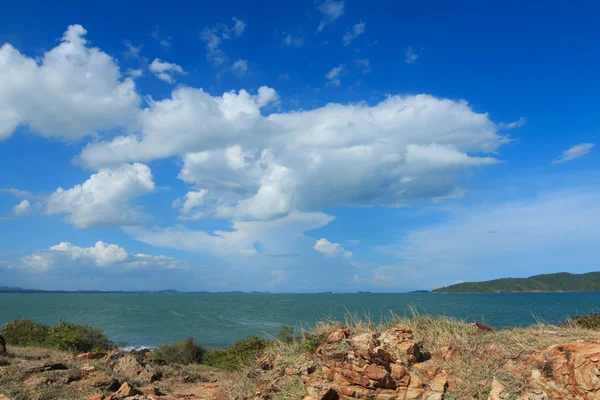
[432,272,600,293]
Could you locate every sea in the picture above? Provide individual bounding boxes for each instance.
[1,292,599,349]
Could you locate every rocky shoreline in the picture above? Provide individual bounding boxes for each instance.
[2,317,600,399]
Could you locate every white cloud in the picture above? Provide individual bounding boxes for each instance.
[149,58,186,83]
[126,210,334,258]
[21,241,188,272]
[355,58,371,74]
[314,238,352,259]
[282,34,304,48]
[80,92,506,222]
[317,0,345,32]
[405,46,420,64]
[201,18,246,66]
[13,199,31,216]
[126,68,144,79]
[325,64,344,86]
[0,25,140,141]
[552,143,595,164]
[79,86,279,167]
[151,26,171,49]
[46,163,155,228]
[343,22,365,46]
[173,190,208,220]
[231,59,248,77]
[124,40,142,59]
[232,18,247,36]
[499,117,526,129]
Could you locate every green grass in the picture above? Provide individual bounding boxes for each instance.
[203,335,271,371]
[1,318,113,353]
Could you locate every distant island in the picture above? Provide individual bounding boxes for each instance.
[433,272,600,293]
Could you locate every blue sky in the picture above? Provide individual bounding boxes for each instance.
[0,0,598,292]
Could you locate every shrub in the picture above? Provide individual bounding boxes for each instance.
[1,318,50,347]
[563,312,600,330]
[300,333,325,353]
[46,320,113,353]
[277,325,297,344]
[153,337,207,365]
[203,335,270,371]
[0,318,112,353]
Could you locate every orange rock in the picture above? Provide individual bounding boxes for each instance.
[390,363,410,385]
[488,377,506,400]
[115,382,140,397]
[439,346,460,361]
[73,352,107,361]
[327,328,350,344]
[85,395,104,400]
[351,333,378,359]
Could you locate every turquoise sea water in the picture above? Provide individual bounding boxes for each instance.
[1,293,599,349]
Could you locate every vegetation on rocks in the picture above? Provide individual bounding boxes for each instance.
[563,311,600,330]
[1,318,113,353]
[3,311,600,399]
[153,337,207,365]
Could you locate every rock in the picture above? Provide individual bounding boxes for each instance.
[80,363,96,373]
[24,376,52,386]
[327,328,350,344]
[26,362,68,373]
[377,328,422,365]
[74,352,107,361]
[0,396,10,400]
[0,334,6,356]
[86,395,104,400]
[111,354,158,383]
[488,377,506,400]
[351,333,378,359]
[142,385,162,395]
[439,346,460,361]
[87,374,121,391]
[526,341,600,399]
[115,382,140,397]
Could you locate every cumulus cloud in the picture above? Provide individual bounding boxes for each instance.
[325,64,344,86]
[231,59,248,76]
[317,0,345,32]
[126,211,334,258]
[314,238,352,258]
[355,58,371,74]
[405,46,420,64]
[80,92,506,222]
[151,25,171,49]
[173,190,208,220]
[343,22,365,46]
[13,199,31,216]
[21,241,188,272]
[46,163,155,228]
[201,18,246,66]
[78,86,279,167]
[0,24,140,141]
[552,143,595,164]
[282,34,304,48]
[149,58,186,83]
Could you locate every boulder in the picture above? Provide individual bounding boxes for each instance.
[327,328,350,344]
[110,354,158,383]
[115,382,140,397]
[526,341,600,399]
[377,328,422,365]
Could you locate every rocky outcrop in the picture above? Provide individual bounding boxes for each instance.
[255,326,600,400]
